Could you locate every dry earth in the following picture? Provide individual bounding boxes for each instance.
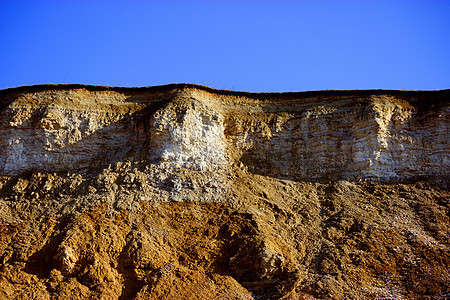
[0,84,449,299]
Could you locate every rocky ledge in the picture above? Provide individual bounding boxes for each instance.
[0,84,448,299]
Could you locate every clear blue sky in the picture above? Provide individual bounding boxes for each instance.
[1,0,449,92]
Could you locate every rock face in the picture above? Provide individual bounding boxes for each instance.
[0,84,449,299]
[1,85,448,180]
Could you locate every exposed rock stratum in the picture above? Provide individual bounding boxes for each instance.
[0,84,449,299]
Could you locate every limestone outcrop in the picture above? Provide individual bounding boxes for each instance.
[1,85,448,180]
[0,84,448,299]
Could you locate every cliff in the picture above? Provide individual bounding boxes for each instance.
[0,84,449,299]
[1,84,448,180]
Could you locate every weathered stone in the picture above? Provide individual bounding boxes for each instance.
[0,84,448,299]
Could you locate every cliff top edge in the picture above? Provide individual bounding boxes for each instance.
[1,83,449,99]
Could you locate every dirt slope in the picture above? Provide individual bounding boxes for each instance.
[0,84,449,299]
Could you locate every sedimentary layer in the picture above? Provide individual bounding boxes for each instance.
[1,84,448,180]
[0,84,448,299]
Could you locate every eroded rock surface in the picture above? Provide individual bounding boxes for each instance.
[0,84,449,299]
